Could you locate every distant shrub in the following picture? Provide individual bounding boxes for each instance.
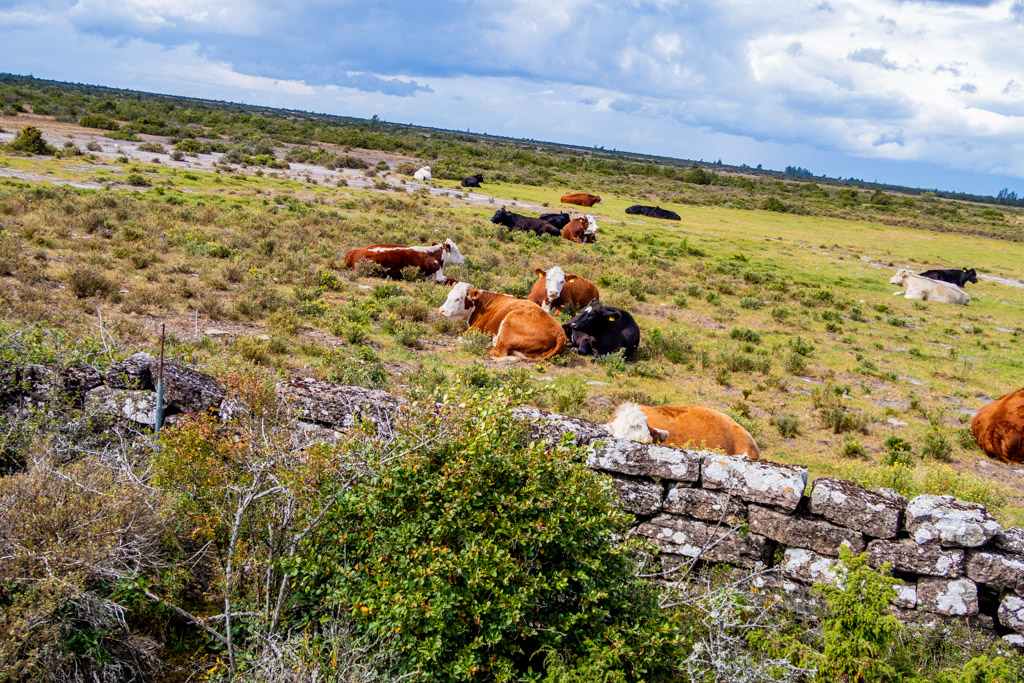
[761,197,788,212]
[460,329,492,356]
[124,172,151,187]
[729,327,762,344]
[771,414,801,438]
[137,141,165,153]
[79,114,119,130]
[739,296,763,309]
[5,126,56,155]
[66,265,117,299]
[394,162,418,175]
[103,129,142,141]
[313,345,387,388]
[840,437,867,458]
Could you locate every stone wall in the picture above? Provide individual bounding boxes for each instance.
[14,363,1024,645]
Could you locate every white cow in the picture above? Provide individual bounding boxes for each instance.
[889,269,970,305]
[413,166,432,181]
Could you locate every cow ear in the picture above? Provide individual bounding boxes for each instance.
[535,268,545,277]
[444,242,451,251]
[648,426,669,443]
[466,288,481,301]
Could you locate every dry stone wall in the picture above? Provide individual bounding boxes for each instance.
[13,365,1024,645]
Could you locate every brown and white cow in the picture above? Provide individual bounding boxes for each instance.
[560,192,602,207]
[561,216,589,243]
[605,402,760,459]
[439,282,567,361]
[344,239,464,283]
[972,388,1024,463]
[527,266,599,314]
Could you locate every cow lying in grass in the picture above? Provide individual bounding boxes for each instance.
[439,282,567,361]
[560,192,602,207]
[413,166,432,181]
[491,207,561,237]
[889,269,970,305]
[972,387,1024,464]
[344,239,464,283]
[563,301,640,357]
[527,267,599,314]
[919,267,978,288]
[625,204,681,220]
[606,402,760,459]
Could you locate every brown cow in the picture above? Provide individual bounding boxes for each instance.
[344,239,464,283]
[561,216,589,243]
[560,192,602,207]
[527,266,599,314]
[439,282,567,361]
[972,388,1024,463]
[605,402,760,459]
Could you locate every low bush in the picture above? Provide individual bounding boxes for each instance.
[5,126,56,155]
[771,414,801,438]
[66,264,117,299]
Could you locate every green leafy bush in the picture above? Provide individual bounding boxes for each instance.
[5,126,56,155]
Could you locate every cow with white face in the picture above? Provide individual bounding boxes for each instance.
[605,402,760,459]
[414,166,432,181]
[582,213,599,243]
[344,238,463,283]
[889,269,970,305]
[439,282,567,361]
[527,266,599,314]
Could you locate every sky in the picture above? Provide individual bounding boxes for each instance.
[2,0,1024,196]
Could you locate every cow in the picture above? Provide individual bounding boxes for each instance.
[344,239,464,283]
[539,212,572,229]
[605,403,760,459]
[581,213,599,243]
[972,387,1024,464]
[490,207,561,237]
[561,216,590,244]
[560,192,602,207]
[413,166,432,181]
[563,301,640,357]
[625,204,681,221]
[527,266,599,314]
[439,282,567,361]
[889,269,970,305]
[918,267,978,288]
[462,173,484,187]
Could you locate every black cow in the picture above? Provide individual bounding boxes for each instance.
[490,207,561,237]
[918,267,978,288]
[462,173,484,187]
[564,301,640,357]
[539,212,572,229]
[625,204,681,221]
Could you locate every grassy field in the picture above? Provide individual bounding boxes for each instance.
[2,109,1024,527]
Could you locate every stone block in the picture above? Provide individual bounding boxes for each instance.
[635,514,773,568]
[999,595,1024,633]
[748,505,865,556]
[779,547,839,585]
[60,364,103,406]
[512,408,610,447]
[905,494,1001,547]
[993,527,1024,556]
[106,352,155,390]
[609,475,663,515]
[275,378,401,434]
[85,386,158,426]
[151,359,225,415]
[586,440,702,482]
[893,583,917,609]
[663,485,745,523]
[966,551,1024,592]
[867,539,964,577]
[701,453,807,511]
[917,577,978,616]
[808,478,905,539]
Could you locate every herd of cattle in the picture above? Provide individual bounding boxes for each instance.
[343,174,1022,465]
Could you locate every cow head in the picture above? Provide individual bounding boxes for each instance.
[603,403,668,443]
[439,281,478,320]
[595,196,603,205]
[491,207,512,225]
[535,266,566,308]
[442,238,465,267]
[583,213,599,239]
[964,268,978,284]
[567,301,615,333]
[889,269,909,285]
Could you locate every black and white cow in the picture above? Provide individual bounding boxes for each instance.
[563,301,641,357]
[462,173,484,187]
[918,267,978,288]
[490,207,561,237]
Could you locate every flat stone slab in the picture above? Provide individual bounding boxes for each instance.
[701,453,807,511]
[85,386,158,426]
[608,475,664,515]
[905,494,1001,547]
[993,527,1024,556]
[867,539,964,577]
[917,577,978,616]
[106,352,155,390]
[635,514,773,568]
[276,379,401,434]
[587,441,702,482]
[965,551,1024,592]
[663,485,745,523]
[779,547,839,585]
[1000,595,1024,634]
[748,505,865,556]
[151,359,225,415]
[808,478,905,539]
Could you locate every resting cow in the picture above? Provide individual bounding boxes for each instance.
[491,207,561,237]
[561,216,590,244]
[560,192,602,207]
[413,166,432,181]
[527,267,599,314]
[563,301,640,357]
[918,267,978,288]
[344,239,464,283]
[439,282,566,361]
[462,173,484,187]
[889,270,970,305]
[625,204,681,221]
[539,212,572,229]
[605,403,760,459]
[972,388,1024,464]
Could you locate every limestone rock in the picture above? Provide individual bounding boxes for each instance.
[586,440,702,482]
[905,494,1000,547]
[23,364,57,402]
[1002,634,1024,648]
[106,352,155,390]
[85,386,158,426]
[867,539,964,577]
[218,396,248,423]
[893,583,917,609]
[1000,595,1024,633]
[993,527,1024,556]
[748,505,865,556]
[60,364,103,407]
[965,551,1024,592]
[808,478,905,539]
[150,359,225,415]
[512,408,609,447]
[780,547,839,585]
[608,475,663,515]
[663,485,745,523]
[917,577,978,616]
[636,514,773,568]
[276,378,401,435]
[701,453,807,511]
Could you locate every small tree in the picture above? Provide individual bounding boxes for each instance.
[5,126,56,156]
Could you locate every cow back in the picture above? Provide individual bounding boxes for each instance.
[972,389,1024,463]
[643,405,760,458]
